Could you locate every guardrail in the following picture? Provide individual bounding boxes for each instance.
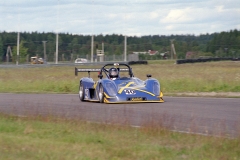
[128,60,148,65]
[0,60,148,68]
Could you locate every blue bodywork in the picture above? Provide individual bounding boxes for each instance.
[75,63,164,103]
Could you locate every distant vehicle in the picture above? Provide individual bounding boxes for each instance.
[75,58,88,63]
[31,56,44,64]
[75,63,164,104]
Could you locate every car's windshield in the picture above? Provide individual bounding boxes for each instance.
[117,78,144,88]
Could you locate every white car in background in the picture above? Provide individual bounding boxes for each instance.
[75,58,88,63]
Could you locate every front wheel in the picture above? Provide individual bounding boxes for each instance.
[98,84,104,103]
[79,82,85,101]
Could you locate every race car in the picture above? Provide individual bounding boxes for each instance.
[74,58,88,63]
[75,63,164,103]
[30,56,44,64]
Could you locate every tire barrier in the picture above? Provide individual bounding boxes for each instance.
[232,58,240,61]
[176,57,240,64]
[128,60,148,65]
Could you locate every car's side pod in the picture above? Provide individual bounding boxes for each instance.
[98,74,103,79]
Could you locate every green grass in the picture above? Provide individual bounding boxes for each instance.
[0,114,240,160]
[0,61,239,93]
[147,61,240,93]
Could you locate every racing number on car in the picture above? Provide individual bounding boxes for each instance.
[124,89,136,95]
[85,89,89,99]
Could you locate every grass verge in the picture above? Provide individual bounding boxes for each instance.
[0,61,239,95]
[0,114,240,160]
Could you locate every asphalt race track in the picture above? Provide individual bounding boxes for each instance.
[0,93,239,138]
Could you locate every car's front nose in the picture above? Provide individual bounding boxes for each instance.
[103,87,164,103]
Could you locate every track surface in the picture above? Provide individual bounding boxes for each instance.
[0,93,239,138]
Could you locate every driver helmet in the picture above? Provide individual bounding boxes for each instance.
[109,68,119,79]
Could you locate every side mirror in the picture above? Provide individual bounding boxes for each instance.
[98,74,103,79]
[147,74,152,78]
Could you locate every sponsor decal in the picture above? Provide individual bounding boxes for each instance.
[124,89,136,95]
[128,97,146,101]
[131,97,143,101]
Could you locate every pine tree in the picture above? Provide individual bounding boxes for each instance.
[12,41,28,63]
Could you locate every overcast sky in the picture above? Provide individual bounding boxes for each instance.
[0,0,239,36]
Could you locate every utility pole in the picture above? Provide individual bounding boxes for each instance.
[102,41,104,53]
[91,35,94,62]
[55,0,59,64]
[91,0,95,62]
[42,41,47,62]
[16,32,20,65]
[124,35,127,62]
[16,4,20,65]
[170,39,176,59]
[55,34,58,64]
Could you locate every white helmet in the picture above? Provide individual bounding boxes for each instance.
[109,68,119,78]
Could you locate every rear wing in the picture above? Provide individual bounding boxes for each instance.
[75,67,129,76]
[75,68,100,76]
[75,63,134,78]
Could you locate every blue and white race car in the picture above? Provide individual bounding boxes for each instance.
[75,63,164,103]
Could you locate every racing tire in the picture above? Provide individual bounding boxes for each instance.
[99,84,104,103]
[79,82,85,101]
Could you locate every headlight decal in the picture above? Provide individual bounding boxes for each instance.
[104,82,117,97]
[153,81,160,95]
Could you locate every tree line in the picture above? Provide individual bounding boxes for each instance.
[0,29,239,62]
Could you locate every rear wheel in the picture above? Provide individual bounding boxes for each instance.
[99,84,104,103]
[79,82,85,101]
